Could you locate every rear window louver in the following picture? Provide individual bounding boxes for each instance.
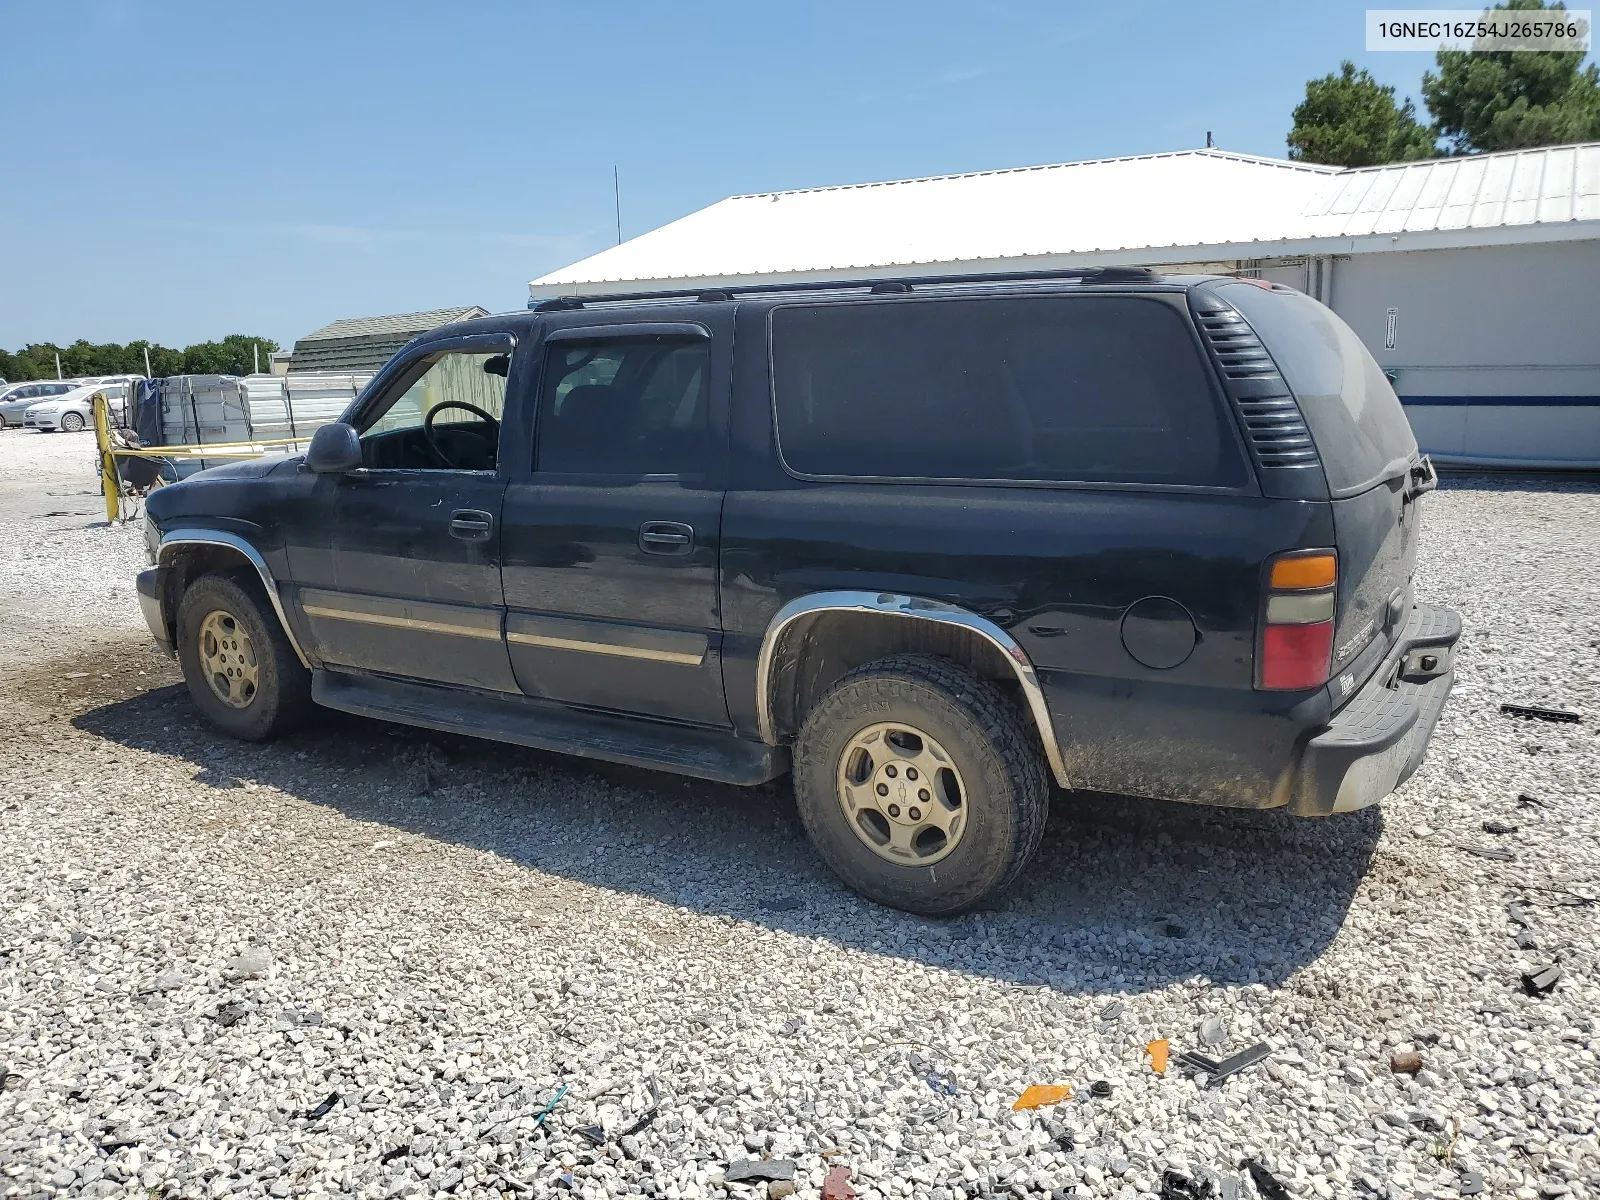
[1194,309,1319,468]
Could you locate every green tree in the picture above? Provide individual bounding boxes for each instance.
[0,335,275,382]
[1422,0,1600,152]
[1288,61,1438,166]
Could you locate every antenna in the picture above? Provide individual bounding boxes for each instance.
[613,166,622,245]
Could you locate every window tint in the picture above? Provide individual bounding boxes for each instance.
[1218,283,1416,495]
[536,335,710,475]
[771,296,1245,486]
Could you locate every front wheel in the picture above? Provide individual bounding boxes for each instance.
[792,654,1049,915]
[176,572,312,740]
[59,411,86,433]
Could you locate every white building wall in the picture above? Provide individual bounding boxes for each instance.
[1327,241,1600,467]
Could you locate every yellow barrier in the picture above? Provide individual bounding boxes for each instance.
[92,392,314,523]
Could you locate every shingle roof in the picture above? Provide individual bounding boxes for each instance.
[529,143,1600,298]
[288,306,488,374]
[296,307,487,343]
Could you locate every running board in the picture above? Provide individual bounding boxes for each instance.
[313,669,787,786]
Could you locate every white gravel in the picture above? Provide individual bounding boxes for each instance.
[0,427,1597,1200]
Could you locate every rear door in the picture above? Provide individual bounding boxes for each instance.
[500,312,732,726]
[1218,283,1422,687]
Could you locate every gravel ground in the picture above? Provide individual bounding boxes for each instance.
[1,428,1597,1200]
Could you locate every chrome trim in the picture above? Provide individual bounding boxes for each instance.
[754,590,1071,789]
[506,630,705,665]
[157,529,311,668]
[301,604,502,640]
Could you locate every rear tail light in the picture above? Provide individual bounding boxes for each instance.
[1260,551,1336,690]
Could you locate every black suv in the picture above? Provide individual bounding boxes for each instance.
[136,268,1459,914]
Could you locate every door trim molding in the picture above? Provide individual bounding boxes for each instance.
[505,612,708,666]
[754,590,1071,789]
[298,588,503,640]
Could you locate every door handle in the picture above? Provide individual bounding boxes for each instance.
[450,509,494,541]
[639,521,694,555]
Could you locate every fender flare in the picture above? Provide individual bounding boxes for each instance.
[754,590,1070,788]
[157,529,311,668]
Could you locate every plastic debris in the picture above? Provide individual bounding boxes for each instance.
[725,1162,798,1184]
[1389,1049,1423,1075]
[1177,1042,1271,1086]
[556,1172,577,1190]
[299,1092,340,1121]
[380,1145,409,1165]
[1099,999,1125,1021]
[1458,1168,1485,1196]
[1198,1015,1227,1047]
[0,1072,19,1093]
[577,1125,606,1146]
[1147,1039,1170,1075]
[1521,964,1562,994]
[1482,820,1518,835]
[821,1165,856,1200]
[1242,1159,1291,1200]
[1054,1132,1076,1152]
[1459,845,1514,861]
[97,1134,139,1153]
[1516,792,1546,809]
[1089,1080,1113,1098]
[924,1070,957,1095]
[1012,1084,1072,1110]
[1500,703,1580,724]
[1160,1169,1215,1200]
[531,1084,568,1130]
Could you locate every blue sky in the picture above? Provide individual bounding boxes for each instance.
[3,1,1453,350]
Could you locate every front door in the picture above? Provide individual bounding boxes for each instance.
[501,314,731,726]
[285,338,520,693]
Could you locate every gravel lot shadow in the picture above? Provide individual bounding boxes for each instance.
[66,643,1384,1002]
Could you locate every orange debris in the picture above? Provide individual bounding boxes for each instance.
[1011,1084,1073,1110]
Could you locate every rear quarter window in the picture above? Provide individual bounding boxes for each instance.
[771,294,1248,488]
[1217,283,1417,496]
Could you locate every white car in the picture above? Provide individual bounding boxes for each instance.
[0,380,80,427]
[24,382,129,433]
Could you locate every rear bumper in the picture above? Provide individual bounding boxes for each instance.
[137,567,172,655]
[1287,603,1461,816]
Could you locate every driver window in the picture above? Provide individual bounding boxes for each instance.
[358,349,509,471]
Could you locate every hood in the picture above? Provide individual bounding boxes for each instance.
[182,453,300,483]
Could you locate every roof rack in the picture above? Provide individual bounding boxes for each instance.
[528,264,1161,311]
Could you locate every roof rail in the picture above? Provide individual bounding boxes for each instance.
[525,265,1161,310]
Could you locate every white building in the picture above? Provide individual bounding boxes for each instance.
[530,145,1600,469]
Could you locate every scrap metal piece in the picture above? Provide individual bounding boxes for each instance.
[1202,1042,1271,1087]
[1521,964,1562,994]
[1500,703,1580,723]
[725,1162,798,1184]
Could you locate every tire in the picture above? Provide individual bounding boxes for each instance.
[176,572,312,740]
[59,411,85,433]
[792,654,1049,915]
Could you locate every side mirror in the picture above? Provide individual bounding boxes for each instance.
[306,422,362,474]
[484,354,510,378]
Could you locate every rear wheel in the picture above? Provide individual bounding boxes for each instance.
[59,411,85,433]
[177,572,311,740]
[792,654,1049,915]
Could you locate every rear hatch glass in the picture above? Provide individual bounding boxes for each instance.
[1218,283,1422,690]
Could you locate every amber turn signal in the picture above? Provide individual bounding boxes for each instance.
[1270,553,1337,590]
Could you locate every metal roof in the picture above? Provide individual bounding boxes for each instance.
[530,144,1600,298]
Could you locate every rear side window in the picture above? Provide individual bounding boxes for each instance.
[535,335,710,476]
[1218,283,1417,495]
[771,295,1246,487]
